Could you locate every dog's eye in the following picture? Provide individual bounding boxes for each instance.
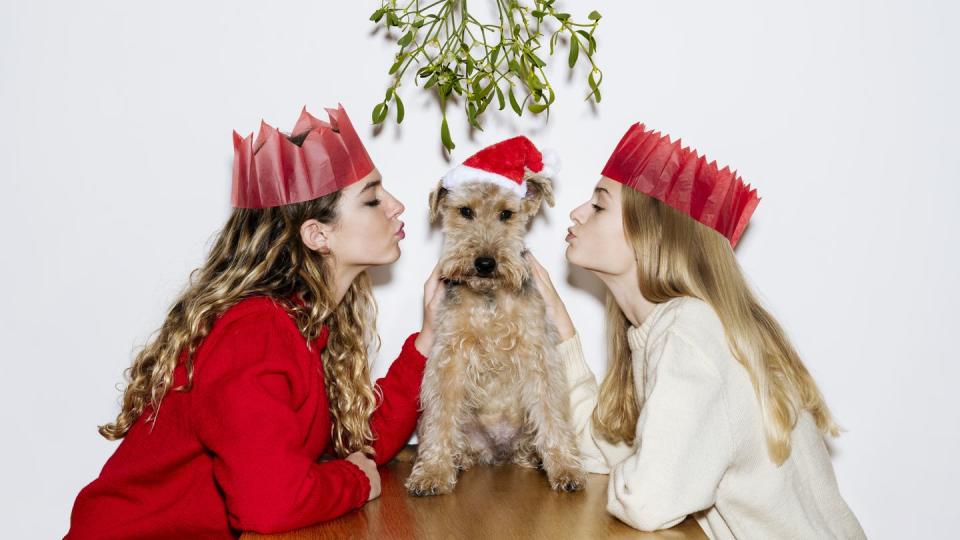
[499,209,513,221]
[459,207,474,220]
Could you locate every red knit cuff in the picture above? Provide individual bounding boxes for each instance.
[339,459,371,507]
[402,332,428,370]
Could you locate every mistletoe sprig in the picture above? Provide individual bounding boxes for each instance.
[369,0,603,151]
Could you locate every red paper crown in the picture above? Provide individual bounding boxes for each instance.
[441,136,558,197]
[231,104,375,208]
[602,123,760,247]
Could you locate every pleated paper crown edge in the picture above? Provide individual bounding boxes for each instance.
[231,104,375,209]
[601,122,760,247]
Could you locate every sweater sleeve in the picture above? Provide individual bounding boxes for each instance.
[369,332,427,465]
[605,330,733,532]
[191,312,371,534]
[558,333,634,473]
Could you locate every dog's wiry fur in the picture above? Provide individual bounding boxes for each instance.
[406,174,585,496]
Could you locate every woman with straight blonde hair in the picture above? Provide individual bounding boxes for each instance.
[526,123,865,539]
[66,105,442,539]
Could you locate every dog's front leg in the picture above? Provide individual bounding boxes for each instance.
[405,340,468,496]
[520,340,587,492]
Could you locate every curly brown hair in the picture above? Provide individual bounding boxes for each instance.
[99,191,380,457]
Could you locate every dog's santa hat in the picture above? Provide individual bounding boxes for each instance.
[441,136,558,197]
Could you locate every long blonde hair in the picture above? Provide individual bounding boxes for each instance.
[99,191,380,457]
[593,189,839,464]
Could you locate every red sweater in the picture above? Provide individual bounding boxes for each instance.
[66,297,426,539]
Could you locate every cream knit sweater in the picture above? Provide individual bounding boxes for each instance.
[559,296,866,539]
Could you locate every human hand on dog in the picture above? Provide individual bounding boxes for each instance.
[346,451,381,501]
[414,262,444,357]
[523,251,576,342]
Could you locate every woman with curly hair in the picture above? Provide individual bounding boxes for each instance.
[66,105,442,538]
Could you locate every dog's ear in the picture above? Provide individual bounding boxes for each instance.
[522,173,555,215]
[428,180,448,224]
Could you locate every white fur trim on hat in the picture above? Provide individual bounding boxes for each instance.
[441,165,527,198]
[538,149,561,180]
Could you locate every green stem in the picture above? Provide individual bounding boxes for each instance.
[391,0,452,89]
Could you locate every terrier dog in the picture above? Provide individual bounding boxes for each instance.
[405,172,585,496]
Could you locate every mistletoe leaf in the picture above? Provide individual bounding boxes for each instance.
[588,71,602,103]
[588,10,602,21]
[577,30,596,54]
[508,87,522,116]
[440,116,455,151]
[527,74,545,90]
[527,50,547,68]
[528,101,549,114]
[372,102,388,124]
[479,77,495,99]
[478,87,496,116]
[568,35,579,68]
[467,102,482,129]
[388,61,402,75]
[394,93,405,123]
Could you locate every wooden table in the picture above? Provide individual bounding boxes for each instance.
[243,447,706,539]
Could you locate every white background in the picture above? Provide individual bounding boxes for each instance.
[2,1,958,537]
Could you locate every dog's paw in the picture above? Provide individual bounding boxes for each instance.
[453,452,476,471]
[548,468,586,492]
[511,452,542,469]
[405,464,458,497]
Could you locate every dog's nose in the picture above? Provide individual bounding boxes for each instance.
[474,256,497,276]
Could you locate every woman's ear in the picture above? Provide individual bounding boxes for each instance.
[300,219,333,254]
[428,180,448,224]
